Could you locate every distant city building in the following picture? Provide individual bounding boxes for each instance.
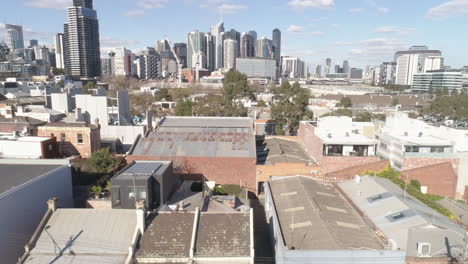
[349,67,363,79]
[248,30,257,56]
[210,20,224,70]
[272,28,281,74]
[29,39,38,48]
[136,53,160,80]
[334,64,342,74]
[223,39,237,70]
[315,65,322,78]
[54,33,65,69]
[114,47,132,76]
[173,43,187,68]
[256,38,273,59]
[187,30,206,69]
[282,56,306,78]
[225,29,241,56]
[343,60,349,73]
[236,57,276,81]
[394,47,442,74]
[64,0,101,78]
[5,24,24,50]
[424,56,444,73]
[240,33,254,58]
[325,58,332,74]
[396,54,419,85]
[205,34,215,71]
[412,70,463,92]
[156,39,170,53]
[379,62,396,85]
[100,57,113,76]
[33,46,50,65]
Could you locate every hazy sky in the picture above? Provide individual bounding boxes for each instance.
[1,0,468,68]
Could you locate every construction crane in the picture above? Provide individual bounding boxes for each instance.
[165,36,182,84]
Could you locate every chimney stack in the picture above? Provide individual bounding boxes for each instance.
[94,118,100,129]
[136,200,146,234]
[76,108,82,121]
[146,109,153,131]
[47,198,58,212]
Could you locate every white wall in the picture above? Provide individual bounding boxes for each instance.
[0,164,73,264]
[0,141,43,158]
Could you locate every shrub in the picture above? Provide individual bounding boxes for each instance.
[214,184,241,196]
[90,185,103,193]
[90,148,120,173]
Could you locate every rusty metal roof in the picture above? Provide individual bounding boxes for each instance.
[131,117,255,158]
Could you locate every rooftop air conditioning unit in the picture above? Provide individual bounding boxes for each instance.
[418,132,423,137]
[417,242,431,257]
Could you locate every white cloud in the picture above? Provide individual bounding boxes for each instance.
[24,0,71,9]
[311,31,324,36]
[217,4,247,14]
[348,8,364,13]
[374,26,416,36]
[137,0,168,9]
[125,10,146,17]
[288,0,334,9]
[337,37,408,63]
[378,7,390,13]
[427,0,468,19]
[286,25,304,32]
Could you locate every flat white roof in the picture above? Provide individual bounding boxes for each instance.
[318,133,378,145]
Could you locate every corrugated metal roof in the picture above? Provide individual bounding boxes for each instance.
[0,164,62,195]
[269,176,384,251]
[339,176,465,257]
[24,209,137,263]
[131,117,255,158]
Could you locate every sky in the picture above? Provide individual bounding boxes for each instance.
[1,0,468,68]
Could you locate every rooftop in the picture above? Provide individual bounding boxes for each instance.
[41,122,97,129]
[0,160,66,195]
[131,116,255,158]
[112,161,171,181]
[257,137,311,165]
[268,176,384,251]
[339,176,465,257]
[23,209,137,264]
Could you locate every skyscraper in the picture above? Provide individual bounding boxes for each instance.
[5,24,24,50]
[325,58,332,74]
[282,56,306,78]
[54,33,65,69]
[315,65,322,78]
[256,38,273,59]
[240,33,254,58]
[29,40,38,48]
[343,60,349,73]
[187,30,206,69]
[64,0,101,79]
[225,29,240,56]
[210,20,224,70]
[394,47,442,73]
[396,54,419,85]
[223,39,237,70]
[424,56,444,72]
[272,28,281,71]
[156,40,170,53]
[248,30,257,56]
[173,43,187,68]
[205,34,215,71]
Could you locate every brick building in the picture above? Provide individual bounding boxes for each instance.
[38,123,100,158]
[298,117,380,174]
[0,116,46,136]
[127,117,257,192]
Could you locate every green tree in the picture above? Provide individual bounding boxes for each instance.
[171,88,192,101]
[55,80,65,88]
[192,95,247,117]
[421,92,468,120]
[83,81,96,94]
[257,100,267,107]
[354,111,372,122]
[222,70,253,101]
[339,97,352,108]
[271,82,313,135]
[155,88,172,101]
[442,87,449,96]
[321,108,353,118]
[408,112,419,119]
[90,148,120,173]
[52,68,66,75]
[175,99,193,116]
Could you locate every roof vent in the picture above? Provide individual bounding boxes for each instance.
[418,132,423,137]
[404,132,408,136]
[354,175,361,183]
[328,133,332,138]
[417,242,431,257]
[346,132,350,137]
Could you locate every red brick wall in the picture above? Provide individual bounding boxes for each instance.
[326,160,390,181]
[406,257,459,264]
[403,157,459,173]
[38,126,100,158]
[297,121,324,164]
[322,156,381,174]
[40,137,58,159]
[127,155,257,192]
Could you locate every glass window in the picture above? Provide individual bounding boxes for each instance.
[77,133,83,144]
[60,133,66,142]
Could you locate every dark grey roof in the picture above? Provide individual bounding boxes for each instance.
[268,176,384,250]
[137,213,194,258]
[258,137,311,164]
[112,161,171,181]
[131,117,255,158]
[0,164,62,194]
[195,213,250,257]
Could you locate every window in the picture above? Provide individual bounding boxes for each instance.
[430,147,444,153]
[325,145,343,156]
[60,133,66,142]
[77,133,83,144]
[369,194,383,202]
[50,133,54,137]
[390,212,405,221]
[405,146,419,153]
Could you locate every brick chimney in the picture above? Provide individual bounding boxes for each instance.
[94,118,100,129]
[47,198,58,212]
[136,200,146,234]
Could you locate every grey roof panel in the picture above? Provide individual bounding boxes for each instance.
[0,164,62,195]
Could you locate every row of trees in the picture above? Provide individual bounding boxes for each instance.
[421,92,468,120]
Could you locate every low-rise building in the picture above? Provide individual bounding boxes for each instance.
[38,122,100,158]
[0,116,46,136]
[339,175,466,261]
[0,135,57,159]
[20,199,142,263]
[236,57,277,81]
[0,159,73,264]
[128,116,257,192]
[298,116,380,174]
[264,176,405,264]
[110,161,179,210]
[412,70,463,92]
[135,210,254,263]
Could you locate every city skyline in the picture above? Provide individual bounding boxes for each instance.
[0,0,467,68]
